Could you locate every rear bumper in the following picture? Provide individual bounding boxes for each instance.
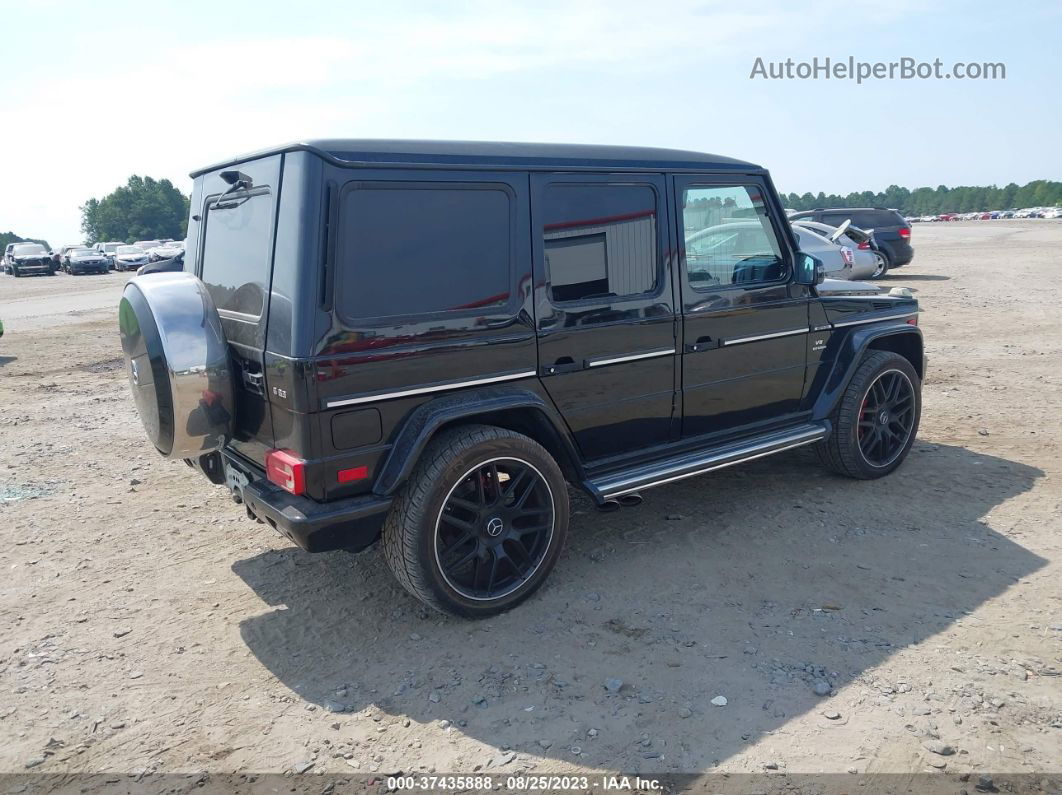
[219,451,391,552]
[884,239,914,266]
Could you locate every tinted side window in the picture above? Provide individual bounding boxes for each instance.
[682,185,786,288]
[542,184,658,303]
[201,189,274,318]
[337,186,511,320]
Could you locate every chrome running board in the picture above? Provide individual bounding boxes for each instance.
[589,423,829,500]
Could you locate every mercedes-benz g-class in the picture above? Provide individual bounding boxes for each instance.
[119,140,924,617]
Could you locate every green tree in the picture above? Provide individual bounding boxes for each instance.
[80,176,190,244]
[0,231,50,251]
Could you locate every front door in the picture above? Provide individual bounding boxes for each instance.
[531,173,677,461]
[675,177,809,439]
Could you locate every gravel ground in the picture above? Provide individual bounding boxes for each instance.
[0,222,1059,789]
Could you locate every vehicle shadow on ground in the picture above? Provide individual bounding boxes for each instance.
[0,355,15,367]
[233,442,1044,772]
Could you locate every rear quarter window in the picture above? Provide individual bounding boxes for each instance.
[336,184,512,322]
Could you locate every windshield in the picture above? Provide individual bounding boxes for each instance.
[117,246,144,255]
[13,243,47,255]
[71,248,95,256]
[103,243,120,253]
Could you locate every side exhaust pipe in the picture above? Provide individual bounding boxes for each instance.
[596,492,643,512]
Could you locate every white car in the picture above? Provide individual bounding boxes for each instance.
[148,240,185,261]
[113,245,149,271]
[684,221,856,284]
[792,220,882,280]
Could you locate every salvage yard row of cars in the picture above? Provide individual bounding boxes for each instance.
[1,239,185,276]
[5,213,903,281]
[908,207,1062,222]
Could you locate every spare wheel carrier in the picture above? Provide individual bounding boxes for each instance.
[118,272,235,458]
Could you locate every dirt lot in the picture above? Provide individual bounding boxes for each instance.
[1,223,1060,790]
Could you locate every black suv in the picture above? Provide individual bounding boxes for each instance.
[119,140,924,617]
[788,208,913,274]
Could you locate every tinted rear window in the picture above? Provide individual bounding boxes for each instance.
[336,185,512,321]
[200,189,274,318]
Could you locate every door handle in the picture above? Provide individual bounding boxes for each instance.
[684,336,717,353]
[542,356,583,375]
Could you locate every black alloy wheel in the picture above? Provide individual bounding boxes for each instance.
[381,424,569,617]
[435,457,555,601]
[857,369,916,468]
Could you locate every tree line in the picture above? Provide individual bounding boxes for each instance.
[781,179,1062,215]
[80,176,190,245]
[1,231,51,252]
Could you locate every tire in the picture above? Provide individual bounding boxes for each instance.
[869,251,889,280]
[12,267,20,277]
[816,351,921,479]
[382,424,569,618]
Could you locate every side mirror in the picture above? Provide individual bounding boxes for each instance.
[795,253,826,285]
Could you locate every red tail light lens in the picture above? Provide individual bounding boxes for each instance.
[266,449,306,495]
[857,241,870,250]
[899,227,911,239]
[906,315,918,326]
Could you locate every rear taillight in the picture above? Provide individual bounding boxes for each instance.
[899,226,911,239]
[266,449,306,496]
[857,241,870,250]
[906,315,918,326]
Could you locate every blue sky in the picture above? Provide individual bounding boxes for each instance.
[1,0,1059,244]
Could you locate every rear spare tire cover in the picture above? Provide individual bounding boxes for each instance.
[118,272,234,458]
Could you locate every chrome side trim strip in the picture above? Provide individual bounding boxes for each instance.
[722,327,809,346]
[831,312,915,328]
[217,308,260,324]
[599,425,827,499]
[325,370,537,409]
[587,348,676,368]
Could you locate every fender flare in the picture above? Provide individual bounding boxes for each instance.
[373,385,583,496]
[812,323,924,420]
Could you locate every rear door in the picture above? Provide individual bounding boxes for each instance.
[675,177,810,439]
[193,155,283,465]
[531,173,677,461]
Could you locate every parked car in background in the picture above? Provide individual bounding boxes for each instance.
[6,242,55,276]
[113,245,150,271]
[94,241,124,268]
[63,247,111,275]
[3,243,15,274]
[685,220,855,281]
[137,250,184,275]
[1042,207,1062,219]
[56,244,86,269]
[133,240,162,255]
[788,208,913,271]
[148,240,185,261]
[792,219,884,279]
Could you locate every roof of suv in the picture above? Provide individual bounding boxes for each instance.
[190,139,762,177]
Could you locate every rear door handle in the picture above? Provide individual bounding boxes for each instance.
[542,356,583,375]
[684,336,717,353]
